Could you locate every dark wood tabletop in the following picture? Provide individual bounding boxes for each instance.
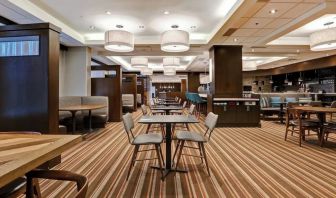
[138,115,199,124]
[293,106,336,113]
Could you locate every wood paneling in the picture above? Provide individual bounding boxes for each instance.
[0,23,60,134]
[122,74,137,110]
[210,45,243,98]
[188,73,200,92]
[91,65,122,122]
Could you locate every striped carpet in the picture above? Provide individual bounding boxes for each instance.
[36,110,336,198]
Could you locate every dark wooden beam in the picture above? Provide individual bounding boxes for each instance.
[0,15,16,25]
[91,58,107,66]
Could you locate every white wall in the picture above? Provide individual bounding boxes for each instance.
[59,47,91,96]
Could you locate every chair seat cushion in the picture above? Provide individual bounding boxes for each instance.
[132,133,163,145]
[290,120,320,127]
[175,131,206,142]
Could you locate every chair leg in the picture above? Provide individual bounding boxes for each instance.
[200,143,210,176]
[285,126,289,141]
[175,140,185,169]
[146,124,151,134]
[127,145,139,180]
[185,123,190,131]
[326,133,329,141]
[299,128,302,147]
[320,129,326,147]
[160,124,165,136]
[159,145,165,166]
[198,142,203,164]
[172,140,181,164]
[155,145,164,179]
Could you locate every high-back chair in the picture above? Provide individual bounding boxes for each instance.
[173,112,219,175]
[122,113,165,180]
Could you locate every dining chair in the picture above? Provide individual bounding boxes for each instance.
[173,112,218,175]
[172,104,196,134]
[26,170,88,198]
[170,101,187,115]
[284,103,320,147]
[329,101,336,121]
[141,104,165,135]
[320,122,336,146]
[122,113,165,180]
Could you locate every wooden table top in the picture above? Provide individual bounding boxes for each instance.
[151,105,183,110]
[0,134,82,188]
[293,106,336,113]
[139,115,199,124]
[59,104,106,111]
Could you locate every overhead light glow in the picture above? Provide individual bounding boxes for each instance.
[163,57,180,67]
[164,68,176,76]
[104,30,134,52]
[161,30,190,52]
[131,57,148,67]
[269,9,277,14]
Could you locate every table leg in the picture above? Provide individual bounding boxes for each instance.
[88,110,93,132]
[71,111,76,134]
[279,103,284,124]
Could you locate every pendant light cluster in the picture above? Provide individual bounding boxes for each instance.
[104,25,190,53]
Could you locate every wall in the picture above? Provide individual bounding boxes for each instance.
[243,76,272,92]
[59,47,91,96]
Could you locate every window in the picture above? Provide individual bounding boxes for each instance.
[0,36,39,57]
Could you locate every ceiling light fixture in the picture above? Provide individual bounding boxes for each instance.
[89,25,95,30]
[163,57,180,67]
[164,68,176,76]
[269,9,277,14]
[104,30,134,52]
[141,68,153,76]
[161,28,190,52]
[131,57,148,67]
[234,38,238,42]
[106,11,111,15]
[310,22,336,51]
[164,11,170,15]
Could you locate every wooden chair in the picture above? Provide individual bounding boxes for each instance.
[170,101,187,115]
[284,103,320,147]
[172,104,196,134]
[329,101,336,121]
[141,104,165,135]
[173,112,218,175]
[320,122,336,146]
[122,113,165,180]
[26,170,88,198]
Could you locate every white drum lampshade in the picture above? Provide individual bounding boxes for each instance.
[131,57,148,67]
[141,68,153,75]
[310,27,336,51]
[163,57,180,67]
[164,68,176,76]
[161,30,189,52]
[104,30,134,52]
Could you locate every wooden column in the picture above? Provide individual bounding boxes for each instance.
[210,45,242,97]
[188,72,200,92]
[0,23,60,134]
[91,65,122,122]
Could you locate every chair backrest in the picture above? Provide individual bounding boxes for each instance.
[188,104,196,115]
[331,101,336,108]
[204,112,219,140]
[182,101,187,108]
[122,113,135,143]
[141,104,148,115]
[178,98,182,104]
[286,103,300,122]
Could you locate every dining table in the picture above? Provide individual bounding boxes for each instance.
[138,115,199,178]
[150,105,183,115]
[0,133,82,188]
[59,104,106,133]
[293,106,336,145]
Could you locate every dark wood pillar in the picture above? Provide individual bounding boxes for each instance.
[188,72,200,92]
[0,23,60,134]
[91,65,122,122]
[210,45,242,97]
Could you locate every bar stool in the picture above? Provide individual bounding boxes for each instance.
[173,112,219,175]
[122,113,165,180]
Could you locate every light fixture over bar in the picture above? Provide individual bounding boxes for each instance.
[141,68,153,75]
[104,30,134,52]
[161,30,189,52]
[164,68,176,76]
[131,57,148,67]
[163,57,180,67]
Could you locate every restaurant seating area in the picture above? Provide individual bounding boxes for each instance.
[1,0,336,197]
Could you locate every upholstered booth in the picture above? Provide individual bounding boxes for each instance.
[122,94,135,112]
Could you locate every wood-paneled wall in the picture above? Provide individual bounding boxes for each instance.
[188,73,200,92]
[122,74,137,110]
[91,65,122,122]
[0,23,60,134]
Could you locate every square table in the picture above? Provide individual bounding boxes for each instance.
[138,115,199,178]
[150,105,183,115]
[0,134,82,188]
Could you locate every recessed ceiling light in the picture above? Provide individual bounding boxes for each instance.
[106,11,111,15]
[234,38,238,42]
[269,9,277,14]
[252,48,255,52]
[139,25,145,29]
[89,25,95,30]
[171,25,179,29]
[326,53,330,56]
[190,25,196,29]
[164,11,170,15]
[116,24,124,28]
[296,49,300,53]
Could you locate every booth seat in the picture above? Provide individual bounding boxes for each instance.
[59,96,109,130]
[122,94,134,112]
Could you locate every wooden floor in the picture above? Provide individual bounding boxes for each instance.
[37,110,336,198]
